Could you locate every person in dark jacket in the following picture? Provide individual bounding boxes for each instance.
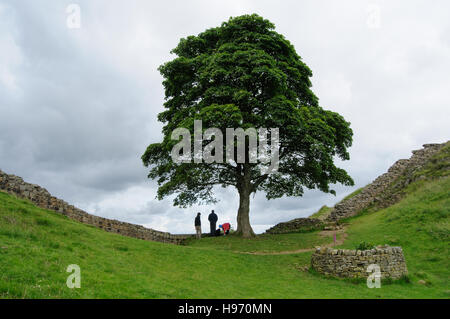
[208,210,218,235]
[194,212,201,239]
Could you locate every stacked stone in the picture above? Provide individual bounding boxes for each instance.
[265,217,323,234]
[327,142,447,221]
[311,245,408,279]
[0,169,192,245]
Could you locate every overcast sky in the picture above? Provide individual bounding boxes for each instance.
[1,1,449,234]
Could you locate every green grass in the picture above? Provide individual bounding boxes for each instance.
[184,230,333,253]
[308,187,365,220]
[309,205,333,220]
[338,177,450,295]
[342,187,364,201]
[414,142,450,179]
[0,174,449,298]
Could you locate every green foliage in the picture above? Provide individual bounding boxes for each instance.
[141,14,354,226]
[294,225,325,233]
[355,241,375,250]
[414,271,428,279]
[35,217,53,227]
[380,275,411,286]
[398,275,411,284]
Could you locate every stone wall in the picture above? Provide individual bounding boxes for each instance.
[327,142,447,221]
[311,245,408,279]
[265,217,323,234]
[0,169,191,244]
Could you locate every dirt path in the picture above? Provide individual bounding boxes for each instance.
[235,227,348,256]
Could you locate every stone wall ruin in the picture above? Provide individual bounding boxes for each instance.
[0,169,191,244]
[311,245,408,279]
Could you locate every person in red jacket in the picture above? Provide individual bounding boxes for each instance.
[220,223,231,235]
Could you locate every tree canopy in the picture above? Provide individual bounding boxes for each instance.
[142,14,354,237]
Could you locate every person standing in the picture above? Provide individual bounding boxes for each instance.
[208,210,218,235]
[194,212,202,239]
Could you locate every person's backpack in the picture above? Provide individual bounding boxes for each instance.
[222,223,230,233]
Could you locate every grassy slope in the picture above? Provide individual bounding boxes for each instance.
[184,230,334,253]
[309,187,364,220]
[309,205,333,220]
[342,187,364,201]
[340,177,449,296]
[0,175,448,298]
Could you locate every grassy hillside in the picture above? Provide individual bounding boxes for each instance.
[339,177,449,292]
[309,187,364,220]
[184,229,340,253]
[1,166,448,298]
[309,205,333,220]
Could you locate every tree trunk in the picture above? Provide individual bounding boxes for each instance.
[235,185,255,238]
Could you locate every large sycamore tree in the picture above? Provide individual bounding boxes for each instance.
[142,14,354,237]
